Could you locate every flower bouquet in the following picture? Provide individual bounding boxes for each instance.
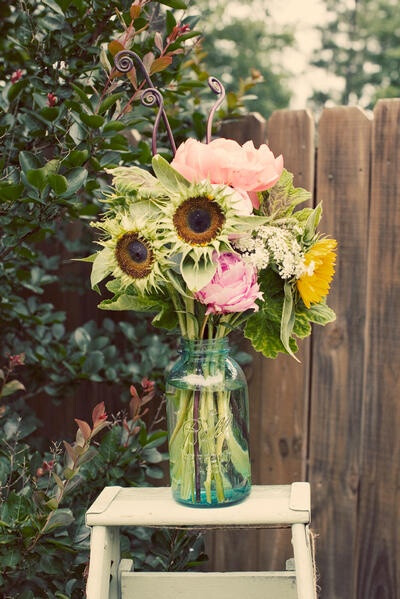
[88,51,336,507]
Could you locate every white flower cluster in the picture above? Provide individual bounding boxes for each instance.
[234,224,307,279]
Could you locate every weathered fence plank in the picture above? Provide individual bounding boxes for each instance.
[355,99,400,598]
[207,110,315,573]
[253,109,315,571]
[308,106,372,598]
[219,112,267,148]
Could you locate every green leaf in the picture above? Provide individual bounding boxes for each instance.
[8,79,28,102]
[65,149,89,167]
[265,168,311,216]
[280,281,298,360]
[42,508,74,533]
[98,294,160,312]
[42,0,65,15]
[166,11,177,35]
[0,182,24,201]
[90,249,113,290]
[80,113,105,128]
[40,106,59,121]
[292,311,312,338]
[107,165,161,196]
[158,0,187,8]
[40,13,64,31]
[180,254,216,292]
[1,379,25,398]
[145,465,164,479]
[73,327,91,352]
[304,203,322,242]
[19,151,41,173]
[300,302,336,325]
[26,168,47,191]
[48,173,68,194]
[71,83,92,109]
[152,302,178,330]
[103,121,127,133]
[83,351,105,374]
[61,167,88,197]
[244,309,298,359]
[98,92,124,114]
[258,267,284,297]
[152,154,191,195]
[1,550,21,568]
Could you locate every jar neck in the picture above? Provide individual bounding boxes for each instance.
[179,337,229,357]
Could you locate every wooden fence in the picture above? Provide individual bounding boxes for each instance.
[208,101,400,599]
[38,101,400,598]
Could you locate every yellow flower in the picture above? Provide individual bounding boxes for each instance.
[297,239,337,308]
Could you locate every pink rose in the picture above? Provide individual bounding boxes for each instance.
[195,252,263,314]
[171,138,283,209]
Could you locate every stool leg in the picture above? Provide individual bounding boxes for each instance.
[86,526,120,599]
[291,523,316,599]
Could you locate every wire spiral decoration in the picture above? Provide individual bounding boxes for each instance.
[206,77,226,144]
[114,52,227,152]
[141,88,165,156]
[114,50,177,155]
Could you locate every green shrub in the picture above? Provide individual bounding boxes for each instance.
[0,369,206,598]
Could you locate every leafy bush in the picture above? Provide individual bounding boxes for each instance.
[0,369,206,599]
[0,2,212,594]
[0,1,206,425]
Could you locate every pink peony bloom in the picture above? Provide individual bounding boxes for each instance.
[171,137,283,209]
[195,252,263,314]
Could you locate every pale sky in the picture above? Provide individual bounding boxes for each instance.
[268,0,343,108]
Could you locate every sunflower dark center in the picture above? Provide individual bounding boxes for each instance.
[115,232,154,280]
[173,196,226,246]
[187,208,212,233]
[127,239,148,263]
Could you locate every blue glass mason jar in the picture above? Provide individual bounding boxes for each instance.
[166,338,251,507]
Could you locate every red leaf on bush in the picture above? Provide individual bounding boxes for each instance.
[130,3,141,20]
[149,55,173,75]
[92,401,107,428]
[130,385,140,401]
[129,396,141,421]
[141,390,155,406]
[108,40,125,57]
[63,440,77,463]
[154,32,163,53]
[74,418,91,441]
[127,66,138,89]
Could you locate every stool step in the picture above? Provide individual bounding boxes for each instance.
[120,571,297,599]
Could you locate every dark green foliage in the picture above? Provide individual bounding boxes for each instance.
[1,1,210,596]
[0,0,203,412]
[0,395,206,598]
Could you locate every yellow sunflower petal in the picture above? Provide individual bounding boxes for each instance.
[297,238,337,308]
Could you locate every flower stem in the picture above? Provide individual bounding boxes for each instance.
[193,389,201,502]
[199,313,210,339]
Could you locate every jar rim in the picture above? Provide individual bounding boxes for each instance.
[179,337,229,354]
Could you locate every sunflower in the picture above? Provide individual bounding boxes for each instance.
[90,209,169,294]
[296,238,337,308]
[159,180,258,290]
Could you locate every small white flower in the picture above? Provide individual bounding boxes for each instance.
[233,224,306,279]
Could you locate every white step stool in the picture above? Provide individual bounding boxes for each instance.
[85,483,316,599]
